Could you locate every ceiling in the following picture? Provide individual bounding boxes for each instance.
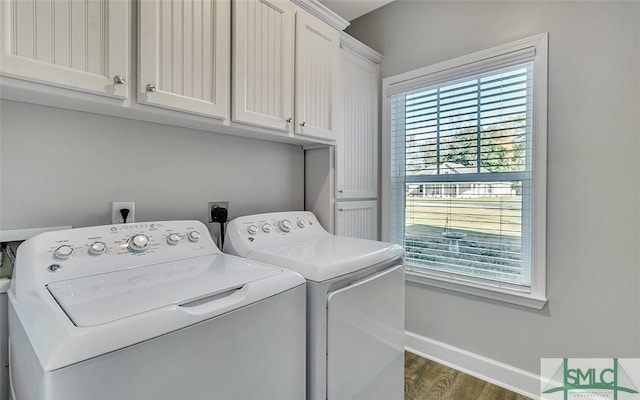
[318,0,394,22]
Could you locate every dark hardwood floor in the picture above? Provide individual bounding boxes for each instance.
[405,351,531,400]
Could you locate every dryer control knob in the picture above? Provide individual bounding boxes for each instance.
[89,241,107,255]
[262,223,272,233]
[247,225,258,235]
[297,220,306,228]
[167,233,181,245]
[128,234,150,252]
[278,219,292,233]
[188,231,201,242]
[54,245,74,259]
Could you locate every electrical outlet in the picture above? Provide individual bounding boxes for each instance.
[112,201,135,224]
[208,202,229,223]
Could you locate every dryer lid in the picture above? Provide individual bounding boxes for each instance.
[47,254,282,327]
[247,236,404,282]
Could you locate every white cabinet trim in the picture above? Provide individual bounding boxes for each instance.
[340,32,382,64]
[290,0,348,31]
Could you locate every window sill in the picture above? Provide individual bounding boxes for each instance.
[405,270,548,309]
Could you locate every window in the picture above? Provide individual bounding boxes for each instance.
[382,34,548,308]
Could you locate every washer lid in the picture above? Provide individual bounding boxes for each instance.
[247,236,404,282]
[47,254,281,327]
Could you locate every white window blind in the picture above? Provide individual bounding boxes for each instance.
[390,62,534,287]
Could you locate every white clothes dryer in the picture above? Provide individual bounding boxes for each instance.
[225,211,405,400]
[9,220,306,400]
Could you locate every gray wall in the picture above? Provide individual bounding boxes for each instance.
[348,1,640,373]
[0,100,303,236]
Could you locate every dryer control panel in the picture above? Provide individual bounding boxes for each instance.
[224,211,329,256]
[12,221,220,297]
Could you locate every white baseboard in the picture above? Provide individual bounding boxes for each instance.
[405,331,540,399]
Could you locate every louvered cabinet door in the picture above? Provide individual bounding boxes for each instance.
[336,47,379,199]
[294,10,339,140]
[138,0,229,119]
[335,200,378,240]
[0,0,129,98]
[232,0,294,132]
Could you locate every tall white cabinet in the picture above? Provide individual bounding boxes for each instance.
[305,34,382,240]
[336,40,379,200]
[0,0,129,99]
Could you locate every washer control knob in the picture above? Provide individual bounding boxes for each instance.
[297,220,306,228]
[167,233,181,245]
[188,231,201,242]
[128,234,150,252]
[89,241,107,255]
[278,219,292,233]
[54,245,74,259]
[48,264,62,272]
[262,223,272,233]
[247,225,258,235]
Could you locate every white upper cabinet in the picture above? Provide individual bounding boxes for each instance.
[232,0,294,132]
[335,45,380,199]
[233,0,339,140]
[0,0,129,99]
[138,0,229,119]
[294,10,339,141]
[1,0,348,146]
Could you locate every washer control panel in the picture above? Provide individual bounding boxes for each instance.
[13,221,219,291]
[239,215,315,237]
[225,211,329,256]
[46,223,208,260]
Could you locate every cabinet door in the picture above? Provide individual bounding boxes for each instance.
[335,200,378,240]
[294,11,339,140]
[232,0,294,132]
[138,0,229,119]
[336,47,379,199]
[0,0,129,99]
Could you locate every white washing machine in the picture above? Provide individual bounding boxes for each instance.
[225,211,405,400]
[9,220,306,400]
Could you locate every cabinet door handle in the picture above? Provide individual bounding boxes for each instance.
[113,75,125,84]
[286,118,292,123]
[146,84,157,92]
[300,121,306,127]
[338,190,344,193]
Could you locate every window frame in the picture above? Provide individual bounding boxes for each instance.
[381,33,548,309]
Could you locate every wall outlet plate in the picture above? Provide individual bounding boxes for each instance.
[112,201,135,224]
[208,202,229,223]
